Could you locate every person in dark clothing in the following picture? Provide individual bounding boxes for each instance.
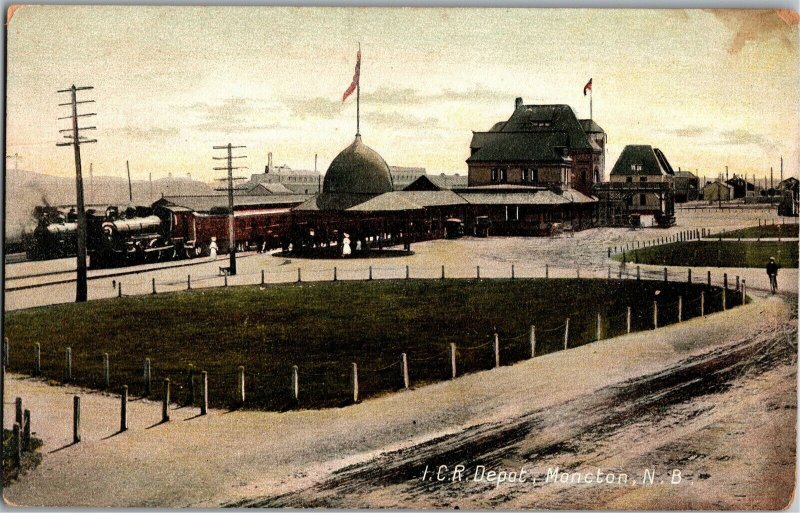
[766,257,779,294]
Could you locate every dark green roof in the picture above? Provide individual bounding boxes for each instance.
[323,135,394,194]
[467,131,572,164]
[468,104,592,165]
[610,145,675,177]
[578,119,605,134]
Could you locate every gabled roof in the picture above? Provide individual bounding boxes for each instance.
[610,145,675,177]
[674,171,698,179]
[578,119,605,134]
[404,174,468,191]
[155,194,309,213]
[234,182,295,195]
[468,104,593,165]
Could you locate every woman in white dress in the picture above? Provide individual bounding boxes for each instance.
[341,233,352,257]
[209,237,218,259]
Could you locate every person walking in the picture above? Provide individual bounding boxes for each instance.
[766,256,779,294]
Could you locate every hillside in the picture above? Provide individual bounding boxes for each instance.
[4,169,214,241]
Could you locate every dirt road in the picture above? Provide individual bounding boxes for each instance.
[239,302,796,509]
[3,293,795,508]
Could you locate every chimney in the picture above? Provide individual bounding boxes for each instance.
[267,152,273,174]
[515,97,523,110]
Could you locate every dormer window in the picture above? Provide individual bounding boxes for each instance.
[630,164,643,172]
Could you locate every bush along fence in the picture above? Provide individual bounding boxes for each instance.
[3,277,745,414]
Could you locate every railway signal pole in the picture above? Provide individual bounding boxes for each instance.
[213,143,247,276]
[56,85,96,303]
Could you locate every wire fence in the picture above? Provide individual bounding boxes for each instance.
[3,279,745,412]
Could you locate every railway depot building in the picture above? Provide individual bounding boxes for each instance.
[467,98,606,196]
[593,144,676,226]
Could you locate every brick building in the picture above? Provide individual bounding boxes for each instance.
[466,98,605,196]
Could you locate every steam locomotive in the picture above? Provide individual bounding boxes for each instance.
[23,206,79,260]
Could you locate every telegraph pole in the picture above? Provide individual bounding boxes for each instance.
[5,153,22,171]
[56,85,96,303]
[126,160,133,202]
[213,144,246,275]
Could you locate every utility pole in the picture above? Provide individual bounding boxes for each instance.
[56,85,96,303]
[780,156,783,185]
[213,144,247,275]
[5,153,22,171]
[126,160,133,202]
[89,163,93,204]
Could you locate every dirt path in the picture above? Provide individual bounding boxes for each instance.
[241,313,796,509]
[3,292,795,508]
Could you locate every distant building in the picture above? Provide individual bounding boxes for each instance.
[609,145,675,209]
[702,181,733,202]
[389,166,426,191]
[404,174,468,191]
[673,169,699,203]
[725,175,757,199]
[467,98,605,196]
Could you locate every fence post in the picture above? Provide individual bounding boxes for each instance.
[663,267,668,282]
[511,264,515,279]
[238,366,245,406]
[701,291,705,317]
[13,423,21,469]
[15,397,23,426]
[118,282,122,297]
[742,279,746,305]
[187,364,195,405]
[223,274,228,287]
[678,296,683,322]
[563,318,570,350]
[405,265,410,280]
[65,347,72,382]
[103,353,110,388]
[23,410,31,451]
[292,365,299,402]
[333,266,337,281]
[529,325,536,358]
[596,313,602,341]
[493,333,500,368]
[653,301,658,329]
[162,378,171,422]
[351,362,359,403]
[369,266,373,280]
[545,264,549,279]
[120,385,128,432]
[401,353,409,389]
[200,370,208,415]
[144,358,151,397]
[722,288,726,311]
[636,266,640,281]
[707,271,711,288]
[627,307,632,334]
[152,277,156,294]
[607,266,611,279]
[261,269,265,285]
[441,265,445,280]
[73,396,81,444]
[476,266,481,280]
[723,273,728,289]
[450,343,457,379]
[735,275,740,291]
[187,274,191,290]
[688,268,692,283]
[34,343,40,376]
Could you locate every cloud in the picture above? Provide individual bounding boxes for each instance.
[361,110,444,130]
[361,84,515,105]
[107,125,180,139]
[709,9,799,54]
[284,96,345,119]
[720,129,777,151]
[668,126,708,138]
[184,97,289,133]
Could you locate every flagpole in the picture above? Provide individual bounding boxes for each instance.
[356,42,361,136]
[590,88,593,121]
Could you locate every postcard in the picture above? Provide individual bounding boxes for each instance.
[2,5,798,509]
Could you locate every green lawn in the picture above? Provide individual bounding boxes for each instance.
[4,279,733,410]
[717,223,799,239]
[615,241,798,268]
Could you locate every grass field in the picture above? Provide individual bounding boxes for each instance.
[615,241,798,268]
[717,223,799,239]
[3,279,733,410]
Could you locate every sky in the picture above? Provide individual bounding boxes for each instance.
[5,6,800,184]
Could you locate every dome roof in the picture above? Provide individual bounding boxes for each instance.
[323,135,394,194]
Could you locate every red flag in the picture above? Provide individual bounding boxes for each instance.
[342,48,361,103]
[583,78,592,96]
